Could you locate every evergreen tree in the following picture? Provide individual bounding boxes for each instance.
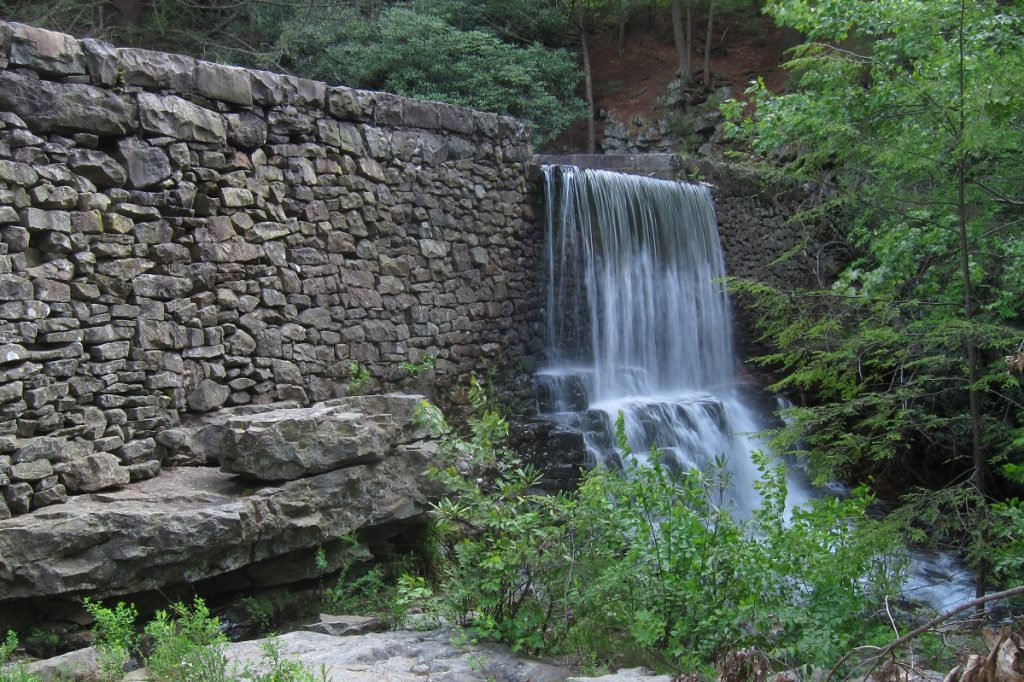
[726,0,1024,592]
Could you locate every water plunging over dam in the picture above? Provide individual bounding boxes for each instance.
[536,164,976,609]
[538,165,806,517]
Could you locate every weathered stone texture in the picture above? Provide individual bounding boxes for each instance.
[0,21,542,518]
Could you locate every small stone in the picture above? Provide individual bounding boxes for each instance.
[0,159,39,186]
[31,483,67,508]
[0,275,33,301]
[127,459,161,482]
[68,149,127,187]
[53,452,130,493]
[220,187,254,208]
[21,207,71,232]
[11,459,54,482]
[3,481,32,514]
[188,379,230,412]
[117,139,172,189]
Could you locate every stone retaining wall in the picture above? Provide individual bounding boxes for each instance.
[0,22,541,518]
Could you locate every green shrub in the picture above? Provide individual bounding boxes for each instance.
[145,598,229,682]
[0,631,41,682]
[320,534,421,628]
[414,387,907,673]
[346,362,372,395]
[82,598,138,682]
[236,640,328,682]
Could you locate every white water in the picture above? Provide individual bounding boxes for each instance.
[539,166,805,518]
[538,165,975,608]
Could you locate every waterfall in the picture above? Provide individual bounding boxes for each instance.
[538,164,976,609]
[538,165,805,517]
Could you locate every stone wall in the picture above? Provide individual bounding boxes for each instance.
[0,22,541,518]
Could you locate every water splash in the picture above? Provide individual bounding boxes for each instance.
[539,166,797,518]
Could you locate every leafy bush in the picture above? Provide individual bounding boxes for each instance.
[82,598,138,682]
[320,534,420,628]
[145,598,229,682]
[0,631,41,682]
[277,5,584,144]
[414,385,907,673]
[236,641,328,682]
[345,362,372,395]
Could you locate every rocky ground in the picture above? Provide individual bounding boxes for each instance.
[20,617,676,682]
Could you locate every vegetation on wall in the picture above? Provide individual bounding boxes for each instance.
[724,0,1024,592]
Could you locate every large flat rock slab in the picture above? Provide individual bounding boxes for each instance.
[219,394,431,481]
[223,628,571,682]
[0,438,441,606]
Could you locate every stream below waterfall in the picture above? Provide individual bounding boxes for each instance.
[535,165,976,612]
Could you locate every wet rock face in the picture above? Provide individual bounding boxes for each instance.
[508,418,587,493]
[0,20,544,518]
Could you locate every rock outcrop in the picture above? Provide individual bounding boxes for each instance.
[219,394,430,481]
[0,396,443,629]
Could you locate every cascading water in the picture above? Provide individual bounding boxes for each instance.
[537,165,976,609]
[538,165,807,517]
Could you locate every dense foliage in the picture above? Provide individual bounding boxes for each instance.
[274,2,585,144]
[724,0,1024,586]
[412,383,905,673]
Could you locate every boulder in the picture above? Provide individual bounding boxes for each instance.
[155,401,303,466]
[0,436,442,605]
[566,670,674,682]
[24,645,100,682]
[219,395,430,481]
[83,40,195,90]
[8,23,86,76]
[303,614,386,637]
[52,451,129,493]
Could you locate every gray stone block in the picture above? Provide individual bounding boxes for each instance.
[137,92,226,143]
[192,60,252,106]
[117,139,172,189]
[0,70,137,136]
[8,23,86,76]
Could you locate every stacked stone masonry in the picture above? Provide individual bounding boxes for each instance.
[0,22,542,518]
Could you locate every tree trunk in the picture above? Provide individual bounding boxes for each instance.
[685,0,693,82]
[703,0,716,86]
[617,3,629,55]
[578,3,596,154]
[109,0,142,28]
[953,0,987,601]
[671,0,689,83]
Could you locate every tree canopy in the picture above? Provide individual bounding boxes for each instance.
[726,0,1024,587]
